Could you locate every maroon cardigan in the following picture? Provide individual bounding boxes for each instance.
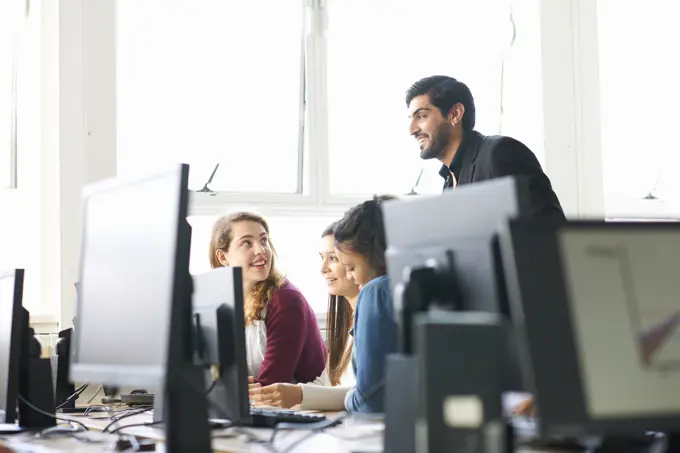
[255,280,326,386]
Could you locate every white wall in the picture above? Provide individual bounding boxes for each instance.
[1,0,116,330]
[51,0,117,328]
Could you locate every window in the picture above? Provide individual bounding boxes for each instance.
[0,2,20,190]
[498,0,545,168]
[111,0,534,204]
[598,0,680,218]
[116,0,305,193]
[0,0,44,317]
[189,214,339,314]
[325,0,510,196]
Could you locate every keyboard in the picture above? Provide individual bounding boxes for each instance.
[209,408,327,429]
[249,408,326,427]
[508,415,538,439]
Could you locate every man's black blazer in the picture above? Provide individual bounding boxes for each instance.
[440,131,566,222]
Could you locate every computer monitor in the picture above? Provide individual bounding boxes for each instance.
[71,165,189,387]
[500,220,680,438]
[381,176,530,390]
[71,164,211,452]
[192,267,250,424]
[0,269,25,425]
[0,270,53,431]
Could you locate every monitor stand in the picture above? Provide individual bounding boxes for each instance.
[162,268,211,453]
[163,365,211,453]
[18,324,57,430]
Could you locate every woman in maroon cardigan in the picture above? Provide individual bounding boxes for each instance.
[209,212,326,386]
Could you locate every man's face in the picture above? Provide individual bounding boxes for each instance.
[408,94,454,160]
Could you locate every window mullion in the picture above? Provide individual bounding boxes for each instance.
[296,0,306,195]
[304,0,329,207]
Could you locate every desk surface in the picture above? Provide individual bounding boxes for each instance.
[1,411,384,453]
[1,410,563,453]
[77,411,384,453]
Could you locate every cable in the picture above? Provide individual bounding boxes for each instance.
[86,384,103,404]
[206,378,218,396]
[102,406,153,433]
[280,429,325,453]
[230,428,281,453]
[82,404,113,416]
[179,373,232,422]
[270,413,347,446]
[35,425,85,438]
[108,420,164,435]
[55,382,89,409]
[17,394,90,432]
[110,406,153,423]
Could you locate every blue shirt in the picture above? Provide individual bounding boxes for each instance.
[345,275,399,413]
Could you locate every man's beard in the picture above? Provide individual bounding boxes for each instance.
[419,123,453,160]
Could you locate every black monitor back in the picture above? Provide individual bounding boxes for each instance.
[192,267,250,424]
[54,328,75,409]
[383,177,530,315]
[0,269,25,424]
[382,177,531,391]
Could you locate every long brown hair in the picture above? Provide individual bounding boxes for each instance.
[209,212,285,326]
[322,222,354,386]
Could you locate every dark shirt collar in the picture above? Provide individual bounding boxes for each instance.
[438,130,468,182]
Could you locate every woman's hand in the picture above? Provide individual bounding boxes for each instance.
[248,376,261,391]
[249,383,303,408]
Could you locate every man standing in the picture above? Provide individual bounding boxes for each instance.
[406,75,565,222]
[407,75,560,417]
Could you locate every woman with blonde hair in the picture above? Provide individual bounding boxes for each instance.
[209,212,325,386]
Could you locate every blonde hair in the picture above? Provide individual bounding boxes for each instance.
[209,212,285,326]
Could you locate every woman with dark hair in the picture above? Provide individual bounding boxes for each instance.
[334,195,399,413]
[249,222,360,410]
[209,211,326,386]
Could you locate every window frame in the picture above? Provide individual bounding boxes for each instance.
[9,35,17,191]
[188,0,371,215]
[115,0,310,199]
[99,0,612,218]
[1,3,19,191]
[605,198,680,221]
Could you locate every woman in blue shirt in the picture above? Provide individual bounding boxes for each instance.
[333,195,399,413]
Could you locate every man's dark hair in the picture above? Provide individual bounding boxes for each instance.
[405,75,476,131]
[333,195,397,276]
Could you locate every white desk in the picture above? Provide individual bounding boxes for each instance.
[1,414,383,453]
[2,412,561,452]
[73,411,383,453]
